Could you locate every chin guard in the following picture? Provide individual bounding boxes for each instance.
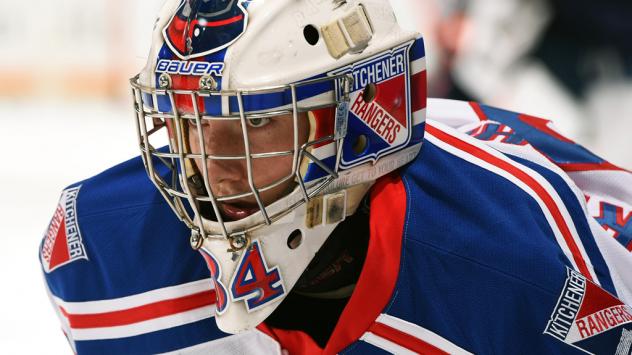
[199,182,371,333]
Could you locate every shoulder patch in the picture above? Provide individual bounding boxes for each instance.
[545,268,632,354]
[41,186,88,273]
[587,196,632,252]
[466,120,528,146]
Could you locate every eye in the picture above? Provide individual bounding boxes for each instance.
[187,119,198,129]
[247,117,270,128]
[187,119,209,130]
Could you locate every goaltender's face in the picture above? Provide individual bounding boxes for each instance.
[187,113,310,221]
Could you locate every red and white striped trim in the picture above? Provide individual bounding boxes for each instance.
[411,56,426,77]
[425,121,599,283]
[559,161,627,173]
[413,108,426,127]
[52,278,216,341]
[410,52,428,129]
[361,314,472,355]
[44,277,78,352]
[410,57,428,121]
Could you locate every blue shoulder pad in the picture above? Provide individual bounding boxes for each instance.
[40,153,229,354]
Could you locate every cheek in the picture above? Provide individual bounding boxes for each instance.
[253,154,293,182]
[252,154,296,202]
[188,130,199,152]
[249,122,293,152]
[251,114,309,179]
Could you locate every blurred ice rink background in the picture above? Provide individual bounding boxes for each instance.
[1,0,630,353]
[0,1,163,353]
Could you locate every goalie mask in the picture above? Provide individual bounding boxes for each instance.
[131,0,427,333]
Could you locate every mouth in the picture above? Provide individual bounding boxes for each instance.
[219,202,260,221]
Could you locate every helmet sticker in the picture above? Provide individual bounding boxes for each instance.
[156,59,225,76]
[41,186,88,273]
[163,0,249,60]
[330,41,414,169]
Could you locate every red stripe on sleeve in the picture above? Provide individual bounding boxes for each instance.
[559,161,627,173]
[426,124,594,281]
[60,290,216,329]
[469,102,487,121]
[369,322,449,355]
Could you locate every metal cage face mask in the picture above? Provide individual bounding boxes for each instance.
[130,73,355,249]
[129,0,428,249]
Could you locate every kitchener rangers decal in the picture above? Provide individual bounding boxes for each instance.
[545,268,632,354]
[331,42,413,169]
[41,186,88,273]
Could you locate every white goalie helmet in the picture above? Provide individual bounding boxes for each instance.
[130,0,427,333]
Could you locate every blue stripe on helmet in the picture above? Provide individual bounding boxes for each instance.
[227,73,333,113]
[410,37,425,62]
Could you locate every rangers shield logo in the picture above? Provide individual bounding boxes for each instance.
[164,0,249,59]
[544,268,632,354]
[41,186,88,273]
[331,42,413,169]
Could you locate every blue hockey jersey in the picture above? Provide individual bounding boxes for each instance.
[41,99,632,354]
